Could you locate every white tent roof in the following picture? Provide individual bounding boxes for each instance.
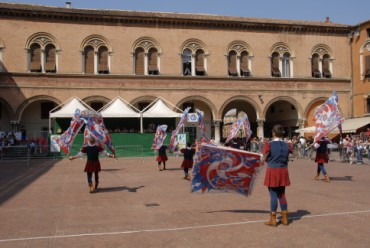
[99,97,140,118]
[142,98,182,118]
[295,117,370,134]
[50,97,93,118]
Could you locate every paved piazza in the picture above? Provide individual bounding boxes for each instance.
[0,156,369,247]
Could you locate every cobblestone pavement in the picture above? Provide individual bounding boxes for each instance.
[0,156,369,248]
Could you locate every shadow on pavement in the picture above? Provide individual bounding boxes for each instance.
[97,185,145,193]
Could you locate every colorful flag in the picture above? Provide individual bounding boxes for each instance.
[191,143,263,197]
[314,91,344,143]
[152,125,168,149]
[196,110,210,141]
[55,109,84,155]
[225,115,252,144]
[57,109,115,155]
[170,106,191,150]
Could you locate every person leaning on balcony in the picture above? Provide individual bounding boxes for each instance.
[262,124,292,227]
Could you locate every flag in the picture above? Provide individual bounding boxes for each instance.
[314,91,344,143]
[225,115,252,144]
[196,110,210,141]
[152,125,168,149]
[191,143,263,197]
[55,109,84,155]
[170,107,191,150]
[57,109,115,155]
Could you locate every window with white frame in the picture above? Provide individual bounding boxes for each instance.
[270,43,294,78]
[81,35,112,75]
[26,33,59,73]
[181,39,208,76]
[311,45,334,79]
[132,37,161,76]
[226,41,252,77]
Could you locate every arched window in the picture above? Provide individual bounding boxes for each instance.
[195,49,205,76]
[240,51,250,77]
[26,33,60,73]
[182,49,192,76]
[322,54,332,78]
[132,37,162,76]
[312,53,321,78]
[98,46,109,74]
[181,39,208,76]
[45,44,56,73]
[135,47,145,75]
[270,43,293,78]
[30,43,42,72]
[311,45,333,79]
[148,48,159,75]
[81,35,112,74]
[84,46,94,74]
[226,41,253,77]
[271,52,281,77]
[228,50,237,76]
[282,52,290,78]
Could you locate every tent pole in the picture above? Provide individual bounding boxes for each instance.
[140,113,143,133]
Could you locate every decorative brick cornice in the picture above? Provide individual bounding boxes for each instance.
[0,2,351,35]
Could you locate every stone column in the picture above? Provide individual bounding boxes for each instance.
[257,119,265,139]
[297,118,307,137]
[213,119,222,144]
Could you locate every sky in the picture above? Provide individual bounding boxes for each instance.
[1,0,369,25]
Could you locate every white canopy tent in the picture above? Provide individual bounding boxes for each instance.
[99,96,140,118]
[140,97,183,133]
[49,97,94,132]
[295,116,370,134]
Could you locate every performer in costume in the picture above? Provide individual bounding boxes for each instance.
[156,145,168,171]
[262,124,292,226]
[69,135,115,193]
[314,136,330,182]
[180,142,196,180]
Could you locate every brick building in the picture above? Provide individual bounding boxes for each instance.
[0,2,365,143]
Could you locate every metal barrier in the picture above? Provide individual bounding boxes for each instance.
[0,146,30,164]
[115,145,144,158]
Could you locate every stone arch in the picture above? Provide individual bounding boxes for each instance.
[225,40,254,56]
[25,32,61,50]
[179,38,209,55]
[270,42,294,57]
[0,97,15,117]
[311,44,334,58]
[176,95,217,119]
[80,34,112,52]
[131,37,162,54]
[220,95,261,120]
[15,95,61,121]
[263,96,303,119]
[82,95,111,104]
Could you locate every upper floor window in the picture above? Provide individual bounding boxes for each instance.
[0,38,4,72]
[270,43,294,78]
[360,42,370,80]
[182,49,192,76]
[26,33,59,73]
[81,35,112,75]
[132,37,161,76]
[180,39,208,76]
[226,41,252,77]
[364,55,370,79]
[311,45,334,79]
[282,52,291,77]
[271,52,281,77]
[322,54,332,78]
